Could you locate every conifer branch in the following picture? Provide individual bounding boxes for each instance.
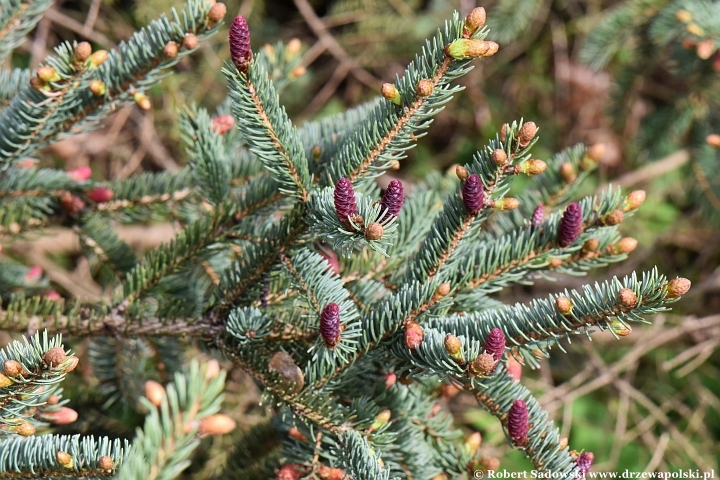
[0,0,53,63]
[0,434,128,478]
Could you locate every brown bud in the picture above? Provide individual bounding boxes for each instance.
[416,79,434,97]
[518,122,538,147]
[613,237,638,255]
[37,66,58,82]
[14,422,36,436]
[4,360,25,377]
[0,373,11,388]
[603,210,624,226]
[586,143,605,162]
[464,432,482,456]
[463,7,486,37]
[435,282,451,299]
[696,39,714,59]
[47,394,60,405]
[469,352,496,377]
[163,41,179,59]
[43,347,66,367]
[89,80,106,96]
[289,66,306,79]
[88,50,108,68]
[665,277,691,298]
[582,238,599,254]
[74,42,92,62]
[144,380,165,407]
[63,356,79,372]
[182,33,199,50]
[288,426,308,442]
[559,162,576,183]
[444,334,463,362]
[618,288,638,309]
[558,437,569,450]
[133,92,151,111]
[625,190,646,210]
[556,296,573,315]
[500,124,509,143]
[287,38,302,55]
[312,145,322,159]
[404,321,424,349]
[548,258,563,268]
[208,2,227,22]
[56,451,74,468]
[518,159,547,176]
[98,456,114,471]
[706,134,720,149]
[609,318,632,337]
[492,198,519,210]
[675,10,693,23]
[682,38,697,50]
[199,414,237,435]
[381,83,401,105]
[365,222,384,240]
[491,149,508,166]
[455,165,469,180]
[30,77,45,90]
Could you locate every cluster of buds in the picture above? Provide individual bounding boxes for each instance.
[469,328,506,377]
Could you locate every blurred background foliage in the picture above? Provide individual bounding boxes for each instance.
[2,0,720,475]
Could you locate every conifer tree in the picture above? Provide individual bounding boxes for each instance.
[0,2,692,479]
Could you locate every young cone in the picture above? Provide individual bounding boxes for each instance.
[380,179,404,220]
[462,174,484,214]
[334,178,358,226]
[508,399,529,446]
[320,303,341,348]
[483,328,506,361]
[229,15,253,71]
[558,202,582,247]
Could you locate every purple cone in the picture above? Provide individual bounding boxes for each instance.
[558,202,582,248]
[229,16,252,71]
[334,178,358,225]
[531,204,544,228]
[508,399,529,442]
[462,174,484,214]
[483,328,506,361]
[380,179,405,221]
[576,452,594,477]
[320,303,341,348]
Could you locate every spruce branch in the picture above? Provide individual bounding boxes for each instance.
[415,268,686,370]
[0,332,76,431]
[0,434,128,478]
[0,69,31,109]
[324,13,497,185]
[0,0,224,168]
[115,360,230,480]
[0,0,53,63]
[225,50,312,201]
